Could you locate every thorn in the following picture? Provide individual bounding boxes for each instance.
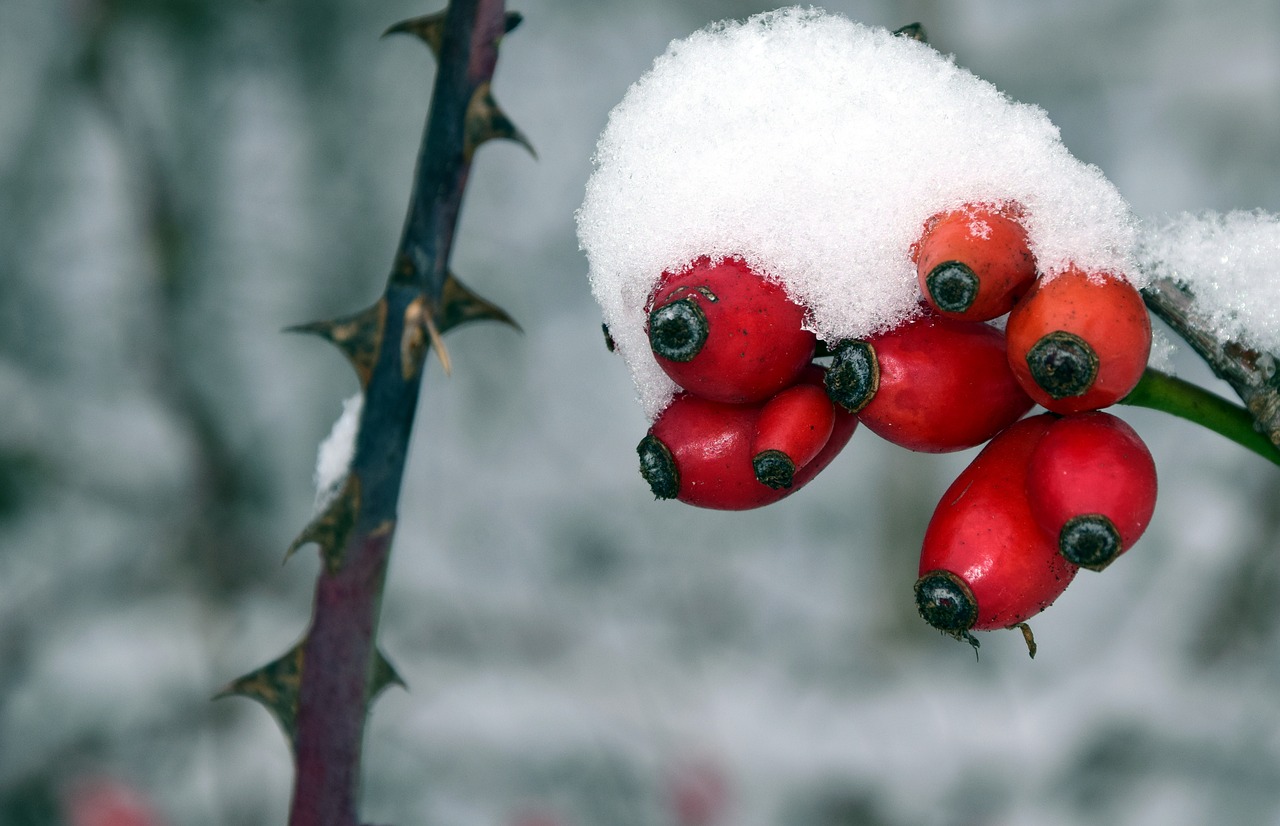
[216,643,305,742]
[893,22,928,43]
[285,302,386,389]
[285,475,361,573]
[602,323,616,352]
[382,11,446,56]
[464,82,536,161]
[437,271,521,334]
[372,648,408,697]
[1015,622,1037,659]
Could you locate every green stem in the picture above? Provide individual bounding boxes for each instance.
[1120,368,1280,467]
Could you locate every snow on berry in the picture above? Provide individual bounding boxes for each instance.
[577,7,1140,419]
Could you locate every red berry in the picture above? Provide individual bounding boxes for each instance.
[824,312,1033,452]
[915,415,1078,644]
[752,382,836,489]
[914,203,1037,321]
[638,369,856,510]
[647,257,816,404]
[1027,411,1157,570]
[65,779,166,826]
[666,760,729,826]
[1005,267,1151,414]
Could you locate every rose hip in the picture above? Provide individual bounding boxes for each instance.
[915,415,1078,645]
[914,203,1037,321]
[647,257,816,404]
[1027,411,1158,570]
[824,312,1033,452]
[638,369,856,510]
[1005,266,1151,414]
[752,382,836,489]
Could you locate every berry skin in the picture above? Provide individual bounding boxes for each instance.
[825,312,1034,452]
[915,414,1079,643]
[1027,411,1157,571]
[647,257,816,404]
[1005,267,1151,414]
[638,369,856,510]
[752,382,836,489]
[914,204,1037,321]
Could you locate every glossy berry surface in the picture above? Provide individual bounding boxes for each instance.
[1027,411,1158,570]
[830,312,1034,452]
[1005,267,1151,414]
[639,375,856,510]
[914,204,1037,321]
[647,257,816,404]
[752,382,836,489]
[916,414,1079,638]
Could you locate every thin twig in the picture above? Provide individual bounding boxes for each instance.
[1140,276,1280,448]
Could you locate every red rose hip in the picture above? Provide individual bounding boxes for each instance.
[638,370,856,510]
[1005,267,1151,414]
[752,382,836,489]
[824,312,1033,452]
[1027,411,1157,570]
[915,414,1079,645]
[647,256,816,404]
[914,203,1037,321]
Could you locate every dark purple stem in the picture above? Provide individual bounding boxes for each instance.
[287,2,506,823]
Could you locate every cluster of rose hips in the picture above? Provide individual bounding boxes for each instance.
[632,203,1158,651]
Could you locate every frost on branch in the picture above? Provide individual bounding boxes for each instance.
[1138,211,1280,356]
[576,7,1139,419]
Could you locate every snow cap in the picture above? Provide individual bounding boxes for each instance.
[578,7,1138,418]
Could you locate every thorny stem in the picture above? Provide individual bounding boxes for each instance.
[285,2,512,824]
[1120,368,1280,467]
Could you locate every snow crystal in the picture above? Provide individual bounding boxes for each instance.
[314,392,363,511]
[1138,210,1280,356]
[577,7,1139,419]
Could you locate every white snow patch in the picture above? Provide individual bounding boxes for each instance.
[578,7,1139,419]
[314,392,363,511]
[1138,210,1280,356]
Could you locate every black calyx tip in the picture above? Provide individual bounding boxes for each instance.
[1059,514,1122,570]
[1025,330,1099,399]
[637,434,679,500]
[925,261,979,314]
[824,340,879,412]
[915,570,979,638]
[753,449,796,490]
[648,298,708,363]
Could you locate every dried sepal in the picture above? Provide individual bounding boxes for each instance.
[286,301,387,389]
[403,295,451,379]
[285,474,361,573]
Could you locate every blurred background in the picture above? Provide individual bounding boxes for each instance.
[3,0,1280,824]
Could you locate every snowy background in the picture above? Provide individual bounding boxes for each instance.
[3,1,1280,825]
